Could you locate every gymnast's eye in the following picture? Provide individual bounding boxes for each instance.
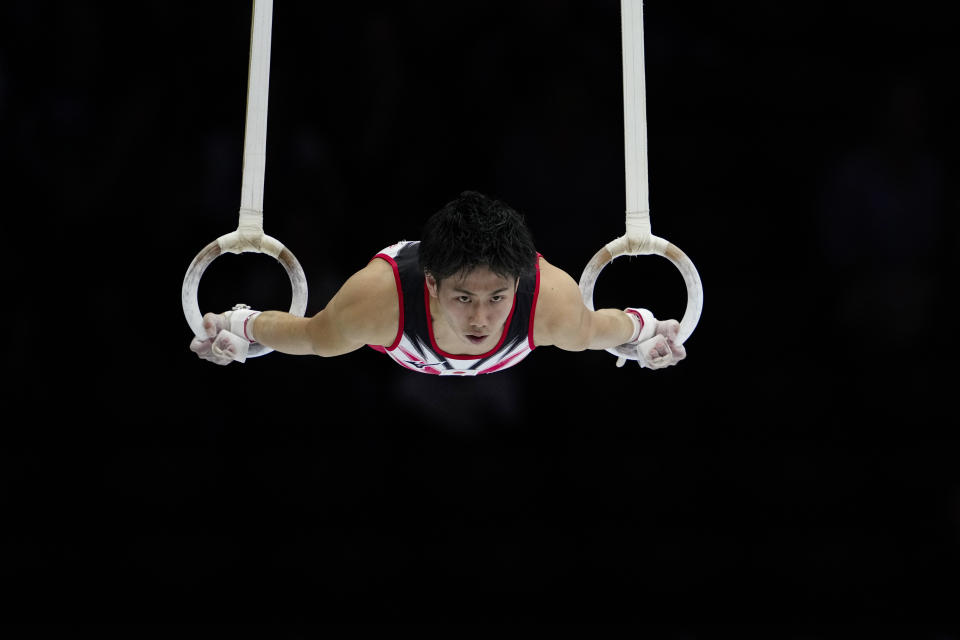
[491,295,505,303]
[457,296,471,303]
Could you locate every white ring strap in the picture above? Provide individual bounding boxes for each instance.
[621,0,650,220]
[240,0,272,220]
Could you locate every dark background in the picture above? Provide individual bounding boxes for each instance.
[2,0,958,630]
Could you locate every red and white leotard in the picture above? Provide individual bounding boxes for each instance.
[368,240,541,376]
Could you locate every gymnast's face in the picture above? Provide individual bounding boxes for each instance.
[426,266,519,352]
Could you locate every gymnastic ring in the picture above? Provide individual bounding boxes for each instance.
[181,234,309,358]
[578,234,703,361]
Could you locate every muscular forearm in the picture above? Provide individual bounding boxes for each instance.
[248,310,317,355]
[586,308,638,350]
[251,308,367,357]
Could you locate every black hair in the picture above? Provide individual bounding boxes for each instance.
[419,191,538,285]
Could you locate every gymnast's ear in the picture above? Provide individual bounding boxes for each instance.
[425,272,439,296]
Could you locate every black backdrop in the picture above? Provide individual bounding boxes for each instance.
[2,0,958,630]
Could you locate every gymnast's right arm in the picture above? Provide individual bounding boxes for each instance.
[190,258,399,365]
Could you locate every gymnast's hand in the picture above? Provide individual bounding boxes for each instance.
[635,318,685,369]
[189,308,261,365]
[623,308,686,369]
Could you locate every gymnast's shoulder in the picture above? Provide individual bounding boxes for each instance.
[322,256,400,346]
[532,256,587,347]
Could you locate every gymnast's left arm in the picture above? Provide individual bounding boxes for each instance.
[532,257,685,369]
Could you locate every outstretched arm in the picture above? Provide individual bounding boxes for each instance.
[190,258,399,364]
[254,259,398,356]
[532,257,685,368]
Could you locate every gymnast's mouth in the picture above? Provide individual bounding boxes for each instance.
[465,334,488,345]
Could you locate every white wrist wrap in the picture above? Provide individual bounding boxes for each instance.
[624,308,657,345]
[227,307,261,343]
